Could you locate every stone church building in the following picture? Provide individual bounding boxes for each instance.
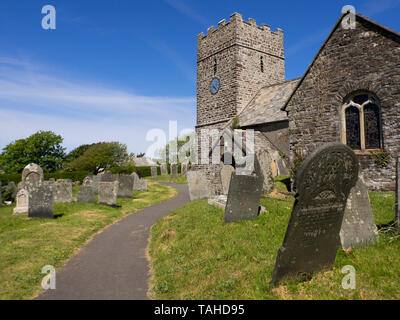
[194,12,400,192]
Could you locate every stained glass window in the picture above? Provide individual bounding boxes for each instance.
[345,106,361,150]
[364,103,381,149]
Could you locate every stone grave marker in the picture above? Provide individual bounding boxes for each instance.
[151,166,157,178]
[181,163,188,176]
[131,172,148,191]
[28,183,54,219]
[21,163,44,192]
[224,157,264,223]
[117,175,134,198]
[257,150,275,194]
[53,179,73,203]
[271,143,359,286]
[98,181,119,206]
[220,165,235,195]
[101,171,118,182]
[13,189,30,215]
[171,164,178,178]
[77,185,95,203]
[187,171,211,201]
[340,174,378,249]
[160,164,168,176]
[92,175,101,195]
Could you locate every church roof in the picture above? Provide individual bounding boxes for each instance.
[238,78,300,127]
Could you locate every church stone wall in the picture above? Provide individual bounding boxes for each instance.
[287,17,400,190]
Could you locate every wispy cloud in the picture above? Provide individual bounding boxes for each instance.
[164,0,210,27]
[360,0,400,17]
[286,27,331,57]
[0,57,195,153]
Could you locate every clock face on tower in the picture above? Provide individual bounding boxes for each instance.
[210,77,220,95]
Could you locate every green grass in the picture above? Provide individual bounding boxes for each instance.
[146,174,187,184]
[148,191,400,300]
[0,182,177,300]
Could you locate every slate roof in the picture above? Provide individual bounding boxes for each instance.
[238,78,300,127]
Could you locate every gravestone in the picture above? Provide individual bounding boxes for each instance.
[257,150,275,194]
[271,143,359,286]
[13,189,30,215]
[77,185,95,203]
[187,171,211,201]
[395,157,400,229]
[151,166,157,178]
[131,172,148,191]
[83,175,94,187]
[117,175,134,198]
[28,183,54,219]
[98,181,119,206]
[220,165,235,195]
[21,163,44,192]
[181,163,188,176]
[272,151,290,176]
[160,164,168,176]
[224,157,264,223]
[340,175,378,249]
[101,171,118,182]
[92,175,101,194]
[53,179,73,203]
[171,164,178,178]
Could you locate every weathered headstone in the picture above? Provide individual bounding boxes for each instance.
[53,179,73,203]
[272,151,290,176]
[340,175,378,249]
[92,175,101,194]
[100,171,118,182]
[21,163,44,192]
[220,165,235,195]
[181,163,188,176]
[395,157,400,229]
[151,166,157,178]
[271,143,359,286]
[160,164,168,176]
[77,185,95,203]
[117,175,134,198]
[171,164,178,178]
[28,183,54,219]
[83,175,94,187]
[224,157,264,223]
[131,172,148,191]
[257,150,275,194]
[13,189,30,215]
[187,171,211,201]
[98,181,119,206]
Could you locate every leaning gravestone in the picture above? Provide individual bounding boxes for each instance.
[151,167,157,178]
[13,189,30,215]
[117,175,134,198]
[53,179,73,203]
[21,163,44,192]
[98,181,119,206]
[77,185,95,203]
[187,171,211,201]
[28,183,54,219]
[171,164,178,178]
[257,150,275,194]
[224,157,264,223]
[160,164,168,176]
[271,143,359,286]
[340,174,378,249]
[220,165,235,195]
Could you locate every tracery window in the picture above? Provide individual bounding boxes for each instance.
[342,92,382,151]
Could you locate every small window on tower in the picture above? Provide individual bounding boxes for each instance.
[260,56,264,73]
[214,58,217,75]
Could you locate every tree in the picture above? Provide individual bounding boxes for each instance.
[157,132,196,164]
[0,131,66,173]
[65,144,94,163]
[64,142,127,174]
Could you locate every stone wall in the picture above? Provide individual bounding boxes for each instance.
[286,16,400,190]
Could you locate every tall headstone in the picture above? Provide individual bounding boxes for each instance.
[160,164,168,176]
[396,157,400,229]
[257,150,275,194]
[187,171,211,201]
[224,157,264,223]
[28,183,54,219]
[21,163,44,192]
[181,163,188,176]
[340,175,378,249]
[117,175,134,198]
[92,175,101,195]
[98,181,119,206]
[151,166,158,178]
[220,165,235,195]
[77,185,95,203]
[53,179,73,203]
[271,143,359,286]
[171,164,178,178]
[13,189,30,215]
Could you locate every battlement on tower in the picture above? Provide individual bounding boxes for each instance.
[197,13,284,61]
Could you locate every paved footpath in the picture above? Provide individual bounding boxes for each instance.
[37,182,190,300]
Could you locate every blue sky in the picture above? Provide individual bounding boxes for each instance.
[0,0,399,155]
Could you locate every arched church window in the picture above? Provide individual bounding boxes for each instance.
[342,92,382,151]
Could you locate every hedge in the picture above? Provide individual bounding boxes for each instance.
[0,171,91,186]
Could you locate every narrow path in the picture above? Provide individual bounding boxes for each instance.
[37,182,190,300]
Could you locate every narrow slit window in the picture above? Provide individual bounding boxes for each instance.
[214,58,217,75]
[260,56,264,73]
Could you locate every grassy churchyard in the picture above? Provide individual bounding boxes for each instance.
[147,174,188,185]
[0,182,176,300]
[148,177,400,300]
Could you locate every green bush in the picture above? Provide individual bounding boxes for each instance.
[0,171,90,186]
